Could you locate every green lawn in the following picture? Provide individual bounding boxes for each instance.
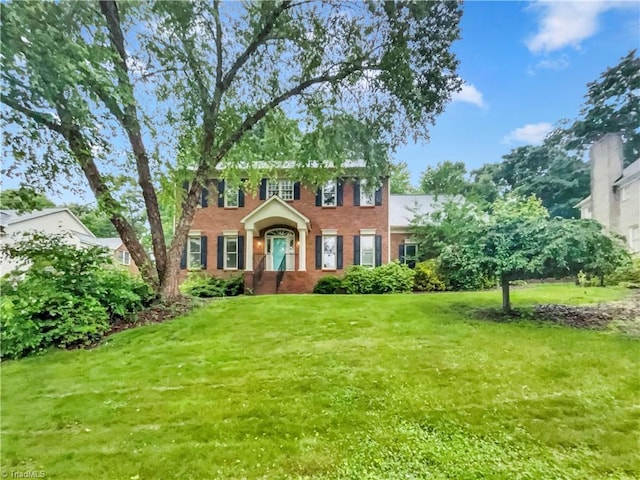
[2,284,639,479]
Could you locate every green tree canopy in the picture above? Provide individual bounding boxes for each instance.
[1,0,463,299]
[0,188,55,213]
[548,50,640,166]
[389,161,416,194]
[419,160,469,196]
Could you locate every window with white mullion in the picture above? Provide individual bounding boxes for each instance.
[322,181,337,206]
[267,179,294,200]
[120,250,131,266]
[224,236,238,269]
[322,235,337,270]
[225,189,239,207]
[360,179,375,206]
[188,237,201,269]
[360,235,375,268]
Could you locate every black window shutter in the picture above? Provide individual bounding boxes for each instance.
[337,236,343,270]
[200,236,208,269]
[315,236,322,269]
[217,180,225,207]
[353,179,360,206]
[238,236,245,270]
[259,179,267,200]
[238,189,245,207]
[399,244,406,264]
[337,180,343,206]
[315,188,321,206]
[353,236,360,265]
[375,186,383,206]
[180,243,187,269]
[201,187,209,207]
[375,235,382,266]
[294,182,301,200]
[216,236,224,270]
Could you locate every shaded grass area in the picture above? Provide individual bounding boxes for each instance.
[2,284,639,479]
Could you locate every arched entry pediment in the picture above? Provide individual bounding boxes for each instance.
[241,195,310,233]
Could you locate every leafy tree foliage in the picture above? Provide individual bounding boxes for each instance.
[1,0,463,299]
[0,187,55,212]
[411,195,630,312]
[389,161,416,194]
[476,145,589,218]
[548,50,639,166]
[419,160,469,196]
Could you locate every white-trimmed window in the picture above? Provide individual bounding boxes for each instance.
[188,236,202,269]
[268,179,294,200]
[404,243,417,268]
[360,235,375,268]
[225,189,239,208]
[322,235,337,270]
[224,236,238,269]
[360,179,375,206]
[120,250,131,266]
[322,181,337,207]
[629,226,639,253]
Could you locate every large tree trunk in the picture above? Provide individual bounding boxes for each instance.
[501,274,511,313]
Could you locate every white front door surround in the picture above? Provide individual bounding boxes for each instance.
[240,196,310,272]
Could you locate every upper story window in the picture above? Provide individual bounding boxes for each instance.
[268,179,294,200]
[225,189,239,208]
[360,179,375,207]
[322,181,337,207]
[119,250,131,266]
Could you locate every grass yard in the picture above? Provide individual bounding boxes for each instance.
[1,284,639,479]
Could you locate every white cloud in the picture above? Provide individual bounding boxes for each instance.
[526,1,633,54]
[502,122,553,145]
[451,83,486,108]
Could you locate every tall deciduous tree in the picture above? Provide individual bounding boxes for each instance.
[1,0,463,299]
[389,161,415,194]
[547,50,640,166]
[419,160,469,196]
[483,145,589,218]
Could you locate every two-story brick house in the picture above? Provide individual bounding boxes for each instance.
[181,166,448,294]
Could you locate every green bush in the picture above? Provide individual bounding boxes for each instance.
[180,272,244,298]
[606,257,640,287]
[341,263,415,294]
[0,233,150,359]
[313,276,342,294]
[341,266,375,294]
[438,245,496,291]
[371,262,415,293]
[413,259,446,292]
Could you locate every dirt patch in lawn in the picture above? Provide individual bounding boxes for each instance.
[476,290,640,336]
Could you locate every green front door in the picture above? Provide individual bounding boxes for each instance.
[272,237,286,270]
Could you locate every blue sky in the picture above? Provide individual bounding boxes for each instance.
[396,0,640,185]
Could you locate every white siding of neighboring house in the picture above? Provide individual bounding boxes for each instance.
[0,210,95,275]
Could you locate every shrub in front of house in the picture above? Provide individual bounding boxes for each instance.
[0,233,151,359]
[605,257,640,288]
[413,259,446,292]
[437,245,496,291]
[371,261,415,293]
[341,266,375,294]
[313,276,342,294]
[180,272,244,298]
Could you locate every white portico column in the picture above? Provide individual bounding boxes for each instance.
[298,229,307,271]
[245,228,254,272]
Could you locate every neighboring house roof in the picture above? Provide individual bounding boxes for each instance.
[212,160,370,171]
[389,194,458,227]
[0,208,95,236]
[613,158,640,187]
[92,237,123,250]
[574,195,592,208]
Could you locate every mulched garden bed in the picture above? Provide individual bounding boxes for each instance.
[475,290,640,334]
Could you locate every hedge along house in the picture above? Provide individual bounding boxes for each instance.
[181,164,453,294]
